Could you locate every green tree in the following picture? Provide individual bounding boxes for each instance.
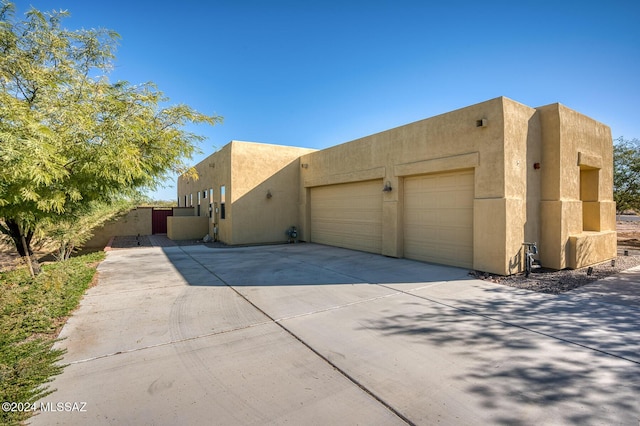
[613,137,640,213]
[43,199,136,261]
[0,2,220,260]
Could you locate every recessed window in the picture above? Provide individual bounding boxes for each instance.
[580,168,600,231]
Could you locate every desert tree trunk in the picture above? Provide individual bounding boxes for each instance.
[0,219,41,275]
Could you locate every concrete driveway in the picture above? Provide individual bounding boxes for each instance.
[31,243,640,425]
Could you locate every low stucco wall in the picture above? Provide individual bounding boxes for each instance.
[173,207,195,217]
[85,208,153,248]
[167,216,209,240]
[568,231,617,269]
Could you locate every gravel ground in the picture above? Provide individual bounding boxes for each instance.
[472,251,640,294]
[470,219,640,294]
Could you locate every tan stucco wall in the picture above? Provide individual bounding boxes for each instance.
[172,207,195,217]
[230,142,316,244]
[538,103,616,270]
[492,100,542,274]
[178,143,232,242]
[84,207,153,248]
[167,216,209,240]
[177,141,315,245]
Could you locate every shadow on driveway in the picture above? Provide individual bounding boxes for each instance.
[160,242,640,425]
[361,295,640,425]
[161,242,472,287]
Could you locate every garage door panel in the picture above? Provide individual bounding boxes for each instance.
[404,170,474,269]
[311,180,382,254]
[441,209,472,226]
[314,210,379,222]
[445,194,473,209]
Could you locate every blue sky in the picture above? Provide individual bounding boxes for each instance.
[17,0,640,201]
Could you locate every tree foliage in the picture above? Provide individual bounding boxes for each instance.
[0,2,221,258]
[42,199,136,261]
[613,137,640,213]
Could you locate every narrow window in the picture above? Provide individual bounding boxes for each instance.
[220,185,226,219]
[209,188,214,218]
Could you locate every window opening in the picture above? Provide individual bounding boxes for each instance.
[220,185,226,219]
[209,188,214,218]
[580,167,600,231]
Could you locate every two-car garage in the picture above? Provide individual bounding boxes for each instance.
[309,170,474,269]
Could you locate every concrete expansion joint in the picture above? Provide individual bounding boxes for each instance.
[82,282,187,297]
[274,291,404,323]
[67,321,273,366]
[176,246,415,426]
[274,282,451,322]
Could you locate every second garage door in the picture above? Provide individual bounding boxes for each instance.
[404,170,474,268]
[310,180,382,254]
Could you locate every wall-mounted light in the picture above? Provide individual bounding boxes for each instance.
[301,163,309,169]
[266,190,272,199]
[382,181,392,192]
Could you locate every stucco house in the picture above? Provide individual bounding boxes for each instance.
[175,96,616,276]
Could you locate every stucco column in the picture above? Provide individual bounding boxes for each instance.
[381,176,403,258]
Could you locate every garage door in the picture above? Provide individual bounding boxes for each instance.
[310,180,382,254]
[404,170,474,268]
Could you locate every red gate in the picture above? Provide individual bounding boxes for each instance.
[152,208,173,234]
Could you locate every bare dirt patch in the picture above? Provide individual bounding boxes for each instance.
[617,219,640,250]
[0,245,50,272]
